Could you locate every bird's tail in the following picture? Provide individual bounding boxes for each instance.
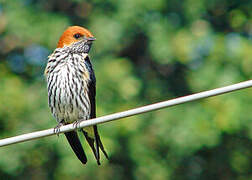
[82,125,108,165]
[64,131,87,164]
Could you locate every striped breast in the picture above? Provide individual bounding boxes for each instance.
[46,49,91,123]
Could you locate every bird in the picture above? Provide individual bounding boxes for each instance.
[44,26,108,165]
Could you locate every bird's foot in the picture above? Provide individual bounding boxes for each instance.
[54,122,64,136]
[73,119,83,130]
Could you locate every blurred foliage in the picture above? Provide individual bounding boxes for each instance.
[0,0,252,179]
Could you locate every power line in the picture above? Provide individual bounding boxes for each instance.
[0,80,252,147]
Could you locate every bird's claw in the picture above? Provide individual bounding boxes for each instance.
[73,119,83,130]
[54,123,63,136]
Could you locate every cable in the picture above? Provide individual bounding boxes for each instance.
[0,79,252,147]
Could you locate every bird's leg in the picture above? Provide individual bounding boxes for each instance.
[54,120,64,136]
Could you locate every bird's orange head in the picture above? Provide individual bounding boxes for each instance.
[57,26,95,49]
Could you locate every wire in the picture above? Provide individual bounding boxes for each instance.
[0,79,252,147]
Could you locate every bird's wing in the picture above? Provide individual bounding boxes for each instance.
[86,56,96,119]
[82,56,108,165]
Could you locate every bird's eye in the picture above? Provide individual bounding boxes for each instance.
[74,33,81,39]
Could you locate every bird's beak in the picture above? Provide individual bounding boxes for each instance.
[85,37,96,41]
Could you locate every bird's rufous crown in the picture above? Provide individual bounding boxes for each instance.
[57,26,94,48]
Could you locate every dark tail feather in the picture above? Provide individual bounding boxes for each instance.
[94,125,109,160]
[64,131,87,164]
[82,126,108,165]
[94,125,100,165]
[82,130,100,165]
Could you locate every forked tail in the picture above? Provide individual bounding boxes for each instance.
[82,125,108,165]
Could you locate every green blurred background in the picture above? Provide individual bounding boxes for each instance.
[0,0,251,179]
